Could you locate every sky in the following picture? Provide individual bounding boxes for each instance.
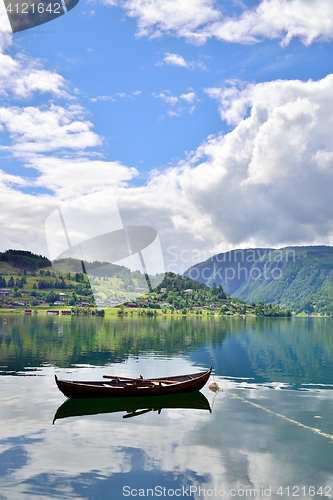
[1,0,333,275]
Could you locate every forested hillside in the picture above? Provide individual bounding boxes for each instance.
[0,250,51,270]
[184,246,333,314]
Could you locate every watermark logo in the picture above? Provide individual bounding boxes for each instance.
[0,0,79,34]
[44,190,165,309]
[167,247,296,286]
[123,484,259,497]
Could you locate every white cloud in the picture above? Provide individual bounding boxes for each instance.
[0,46,67,99]
[208,0,333,46]
[0,169,31,187]
[90,95,116,103]
[0,56,136,253]
[205,82,252,126]
[163,52,188,67]
[153,91,179,106]
[153,89,198,119]
[0,104,102,155]
[180,91,196,103]
[104,0,333,46]
[114,0,220,44]
[116,74,333,270]
[33,156,138,198]
[0,39,139,256]
[0,178,54,253]
[162,52,207,70]
[91,90,141,102]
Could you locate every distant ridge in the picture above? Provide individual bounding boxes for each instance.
[184,246,333,314]
[0,250,132,277]
[0,250,51,271]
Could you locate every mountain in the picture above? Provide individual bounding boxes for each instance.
[184,246,333,314]
[0,249,51,271]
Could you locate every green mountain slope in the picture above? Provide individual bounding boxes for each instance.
[0,249,51,270]
[184,246,333,314]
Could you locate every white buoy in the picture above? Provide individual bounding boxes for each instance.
[208,381,219,392]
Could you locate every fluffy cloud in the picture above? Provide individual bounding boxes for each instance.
[0,104,101,155]
[90,90,141,102]
[180,91,196,103]
[153,89,198,119]
[33,156,138,198]
[0,53,67,99]
[0,36,67,99]
[161,52,207,70]
[0,179,55,252]
[105,0,333,46]
[209,0,333,46]
[153,91,179,106]
[0,39,98,165]
[163,52,188,67]
[112,0,220,43]
[0,39,135,254]
[117,74,333,270]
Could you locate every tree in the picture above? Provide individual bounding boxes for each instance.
[46,291,60,304]
[217,284,226,299]
[255,301,264,316]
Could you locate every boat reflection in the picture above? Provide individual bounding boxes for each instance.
[53,391,211,423]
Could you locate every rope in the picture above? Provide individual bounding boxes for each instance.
[217,386,333,442]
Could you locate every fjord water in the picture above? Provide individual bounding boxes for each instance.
[1,316,333,499]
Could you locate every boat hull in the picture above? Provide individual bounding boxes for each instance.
[55,368,212,399]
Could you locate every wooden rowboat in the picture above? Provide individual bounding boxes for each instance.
[55,367,212,399]
[53,391,211,423]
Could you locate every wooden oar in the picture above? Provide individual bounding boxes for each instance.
[103,375,144,381]
[123,409,153,419]
[102,375,178,385]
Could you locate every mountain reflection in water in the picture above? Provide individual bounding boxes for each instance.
[2,315,333,388]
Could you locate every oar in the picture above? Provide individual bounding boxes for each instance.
[102,375,178,385]
[123,409,153,419]
[103,375,144,381]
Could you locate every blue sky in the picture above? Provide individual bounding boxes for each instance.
[1,0,333,273]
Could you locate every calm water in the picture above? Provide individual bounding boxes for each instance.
[1,315,333,499]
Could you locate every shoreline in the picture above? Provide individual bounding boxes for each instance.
[0,307,328,318]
